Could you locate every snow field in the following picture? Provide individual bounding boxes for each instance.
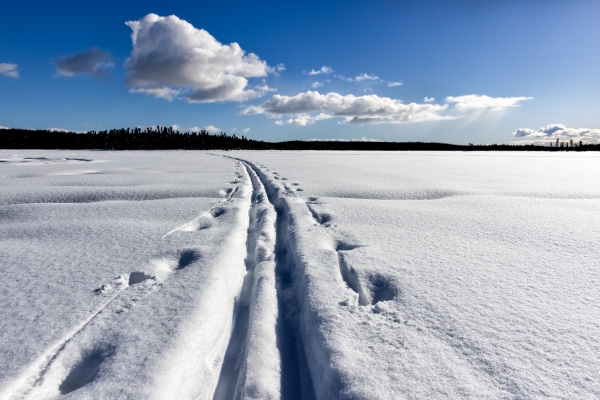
[231,151,600,399]
[1,150,599,399]
[0,152,253,399]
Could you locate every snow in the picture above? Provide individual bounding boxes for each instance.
[1,150,599,399]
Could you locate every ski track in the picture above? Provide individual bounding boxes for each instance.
[229,158,318,400]
[4,155,327,399]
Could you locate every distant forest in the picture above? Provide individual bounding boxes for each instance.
[1,127,598,151]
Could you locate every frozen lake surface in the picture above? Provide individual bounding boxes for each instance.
[0,150,599,399]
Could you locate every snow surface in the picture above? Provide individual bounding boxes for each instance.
[1,150,599,399]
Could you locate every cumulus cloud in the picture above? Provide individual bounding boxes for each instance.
[446,94,532,111]
[0,63,18,78]
[125,13,275,103]
[204,125,221,133]
[311,81,324,88]
[424,97,435,102]
[243,91,453,125]
[308,66,333,75]
[53,48,114,78]
[512,124,600,142]
[274,113,334,126]
[387,81,403,87]
[355,73,379,82]
[242,128,250,134]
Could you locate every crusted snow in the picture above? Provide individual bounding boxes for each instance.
[1,150,599,399]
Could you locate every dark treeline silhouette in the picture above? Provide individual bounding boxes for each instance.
[1,127,599,151]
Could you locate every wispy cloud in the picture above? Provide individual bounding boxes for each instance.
[130,87,181,101]
[355,73,380,81]
[308,66,333,75]
[53,47,114,78]
[0,63,18,78]
[446,94,532,111]
[423,97,435,102]
[387,81,403,87]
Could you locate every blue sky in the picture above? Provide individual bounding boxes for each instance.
[1,0,599,144]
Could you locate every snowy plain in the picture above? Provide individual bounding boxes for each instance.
[0,150,599,399]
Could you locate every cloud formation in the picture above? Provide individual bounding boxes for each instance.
[355,73,379,82]
[446,94,532,111]
[242,128,250,134]
[53,48,114,78]
[242,91,453,125]
[424,97,435,102]
[125,14,274,103]
[204,125,221,133]
[513,124,600,142]
[308,66,333,75]
[311,81,324,88]
[274,113,334,126]
[130,87,181,101]
[0,63,18,78]
[387,81,403,87]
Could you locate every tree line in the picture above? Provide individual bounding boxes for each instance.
[1,127,598,151]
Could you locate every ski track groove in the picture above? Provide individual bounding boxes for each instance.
[212,162,258,400]
[229,157,317,400]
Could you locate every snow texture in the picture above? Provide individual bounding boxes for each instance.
[1,150,599,399]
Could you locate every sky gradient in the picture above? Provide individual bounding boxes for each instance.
[1,0,599,144]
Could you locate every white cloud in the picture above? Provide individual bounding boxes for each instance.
[311,81,324,88]
[446,94,532,111]
[125,13,273,103]
[53,48,114,78]
[424,97,435,102]
[355,73,379,81]
[204,125,221,133]
[0,63,18,78]
[130,87,181,101]
[275,63,285,71]
[335,75,354,82]
[308,66,333,75]
[274,113,334,126]
[243,91,453,125]
[512,124,600,142]
[0,126,10,129]
[171,124,222,133]
[387,81,403,87]
[242,128,250,134]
